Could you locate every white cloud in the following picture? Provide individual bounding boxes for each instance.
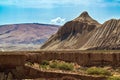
[51,17,66,24]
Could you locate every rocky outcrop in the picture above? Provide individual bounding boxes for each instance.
[0,72,13,80]
[11,65,106,80]
[41,11,100,49]
[0,51,119,79]
[1,51,120,69]
[41,11,120,50]
[81,19,120,50]
[0,53,26,68]
[27,51,120,67]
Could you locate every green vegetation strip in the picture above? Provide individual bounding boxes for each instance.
[86,67,111,76]
[26,60,120,80]
[107,76,120,80]
[40,60,74,71]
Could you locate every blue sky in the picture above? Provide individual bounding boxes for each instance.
[0,0,120,25]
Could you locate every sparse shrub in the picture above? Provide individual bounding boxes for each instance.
[49,61,58,68]
[86,67,111,76]
[107,76,120,80]
[116,67,120,73]
[26,62,33,66]
[40,65,48,69]
[58,62,74,71]
[49,60,74,71]
[41,60,49,65]
[39,60,50,69]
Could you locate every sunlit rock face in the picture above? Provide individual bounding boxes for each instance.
[41,11,100,49]
[81,19,120,50]
[41,11,120,50]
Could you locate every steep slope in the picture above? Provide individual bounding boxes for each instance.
[41,11,100,49]
[80,19,120,50]
[0,23,58,44]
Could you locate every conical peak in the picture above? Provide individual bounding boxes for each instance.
[78,11,92,20]
[74,11,93,21]
[73,11,100,25]
[79,11,89,18]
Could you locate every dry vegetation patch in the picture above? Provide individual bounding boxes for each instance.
[26,60,120,79]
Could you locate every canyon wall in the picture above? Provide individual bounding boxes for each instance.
[0,51,119,79]
[27,51,120,67]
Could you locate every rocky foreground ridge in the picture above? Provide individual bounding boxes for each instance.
[41,11,120,50]
[0,51,120,80]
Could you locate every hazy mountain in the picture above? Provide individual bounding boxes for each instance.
[0,23,58,51]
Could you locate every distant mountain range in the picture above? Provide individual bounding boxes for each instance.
[41,11,120,50]
[0,23,58,45]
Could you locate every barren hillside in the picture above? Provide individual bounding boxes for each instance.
[81,19,120,50]
[41,11,120,50]
[0,23,58,51]
[41,11,100,49]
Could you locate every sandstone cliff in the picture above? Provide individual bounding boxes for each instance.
[81,19,120,50]
[41,11,120,50]
[41,11,100,49]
